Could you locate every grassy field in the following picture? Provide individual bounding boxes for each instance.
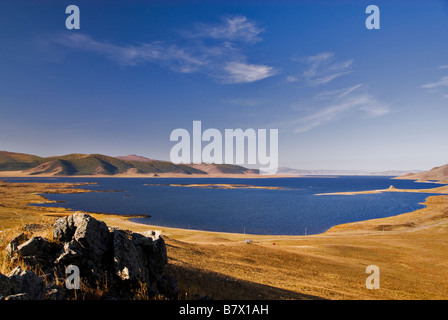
[0,180,447,300]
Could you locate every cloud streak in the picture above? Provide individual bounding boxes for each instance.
[54,33,207,73]
[223,61,277,83]
[51,16,276,84]
[421,76,448,89]
[291,84,390,133]
[288,52,353,86]
[279,52,390,133]
[190,15,264,43]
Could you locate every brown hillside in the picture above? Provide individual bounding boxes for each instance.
[395,163,448,182]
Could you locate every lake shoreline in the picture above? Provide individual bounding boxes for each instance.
[1,177,447,237]
[315,183,448,196]
[0,171,296,178]
[26,176,448,236]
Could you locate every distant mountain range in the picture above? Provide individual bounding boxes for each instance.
[1,151,443,179]
[278,163,448,182]
[276,167,425,176]
[0,151,258,176]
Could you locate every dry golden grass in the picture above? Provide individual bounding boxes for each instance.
[0,181,96,230]
[1,180,448,300]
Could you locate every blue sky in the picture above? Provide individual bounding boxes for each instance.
[0,0,447,171]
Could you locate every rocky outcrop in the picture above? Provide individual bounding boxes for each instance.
[1,212,178,300]
[5,233,28,256]
[13,236,60,270]
[0,266,46,300]
[52,213,114,284]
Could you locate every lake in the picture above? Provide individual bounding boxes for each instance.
[5,176,445,235]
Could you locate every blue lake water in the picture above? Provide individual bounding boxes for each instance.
[4,176,446,235]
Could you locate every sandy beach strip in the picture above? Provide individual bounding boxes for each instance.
[315,184,448,196]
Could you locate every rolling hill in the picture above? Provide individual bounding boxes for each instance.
[115,155,154,162]
[0,151,46,171]
[394,163,448,182]
[188,163,259,175]
[0,151,259,176]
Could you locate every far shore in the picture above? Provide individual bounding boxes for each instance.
[0,170,298,179]
[0,170,429,180]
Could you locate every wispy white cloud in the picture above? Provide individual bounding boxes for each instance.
[311,71,352,85]
[291,84,390,133]
[54,33,206,73]
[288,52,353,86]
[51,15,276,84]
[293,99,358,133]
[315,84,363,99]
[359,103,390,117]
[421,76,448,89]
[281,52,388,133]
[223,61,277,84]
[306,52,334,63]
[286,75,299,83]
[191,15,264,43]
[281,52,390,133]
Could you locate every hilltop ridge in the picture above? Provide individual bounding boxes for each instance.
[394,163,448,182]
[0,151,258,177]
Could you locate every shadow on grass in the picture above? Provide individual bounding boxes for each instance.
[167,264,324,300]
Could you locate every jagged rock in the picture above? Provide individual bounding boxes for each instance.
[132,231,167,284]
[140,230,162,241]
[53,213,113,282]
[153,237,168,265]
[53,215,74,242]
[71,213,112,260]
[113,229,144,281]
[111,229,170,296]
[54,240,84,265]
[16,236,52,257]
[0,266,46,300]
[3,213,178,300]
[14,236,61,269]
[54,213,112,259]
[52,213,175,297]
[5,233,28,257]
[132,231,154,247]
[0,273,18,298]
